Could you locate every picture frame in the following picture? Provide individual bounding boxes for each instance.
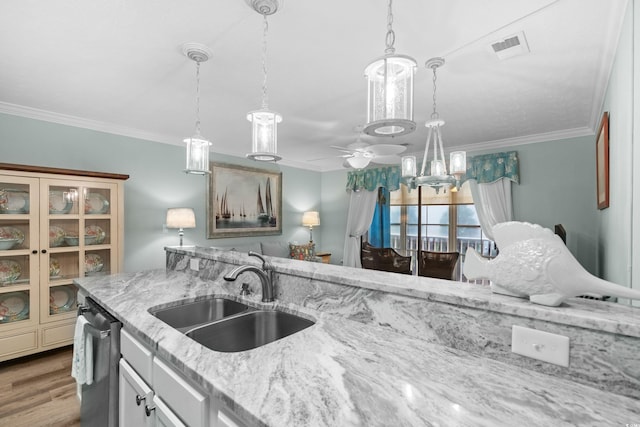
[207,162,282,238]
[596,111,609,210]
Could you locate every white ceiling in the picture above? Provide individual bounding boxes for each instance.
[0,0,628,171]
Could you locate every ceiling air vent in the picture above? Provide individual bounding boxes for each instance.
[490,31,530,60]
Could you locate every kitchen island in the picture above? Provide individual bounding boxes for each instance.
[73,246,640,426]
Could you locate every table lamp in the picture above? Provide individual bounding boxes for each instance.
[166,208,196,246]
[301,211,320,242]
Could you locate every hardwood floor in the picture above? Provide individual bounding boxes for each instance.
[0,346,80,427]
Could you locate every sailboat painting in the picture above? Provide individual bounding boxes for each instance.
[207,162,282,238]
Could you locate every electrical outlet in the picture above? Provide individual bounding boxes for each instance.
[189,258,199,271]
[511,325,569,367]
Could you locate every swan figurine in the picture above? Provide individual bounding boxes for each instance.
[463,221,640,306]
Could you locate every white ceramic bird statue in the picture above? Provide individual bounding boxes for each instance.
[464,221,640,306]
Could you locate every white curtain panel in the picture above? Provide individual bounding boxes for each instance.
[468,178,513,241]
[343,188,379,268]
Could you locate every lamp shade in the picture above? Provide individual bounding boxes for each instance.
[166,208,196,229]
[450,151,467,176]
[401,155,417,177]
[302,211,320,227]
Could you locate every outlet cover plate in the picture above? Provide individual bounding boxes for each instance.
[189,258,199,271]
[511,325,570,367]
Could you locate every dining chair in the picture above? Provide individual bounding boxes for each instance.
[417,251,460,280]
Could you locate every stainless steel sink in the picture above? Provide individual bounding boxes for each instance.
[186,310,314,352]
[150,297,249,333]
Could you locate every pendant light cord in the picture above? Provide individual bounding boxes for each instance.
[384,0,395,54]
[431,65,439,120]
[195,60,202,135]
[261,14,269,109]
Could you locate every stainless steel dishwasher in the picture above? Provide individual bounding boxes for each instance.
[77,296,122,427]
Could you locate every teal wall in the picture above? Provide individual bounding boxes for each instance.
[509,137,598,274]
[0,113,322,272]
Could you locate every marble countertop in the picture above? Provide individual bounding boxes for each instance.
[75,268,640,427]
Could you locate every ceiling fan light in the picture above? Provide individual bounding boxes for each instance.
[247,109,282,162]
[364,54,417,137]
[401,155,416,177]
[347,155,371,169]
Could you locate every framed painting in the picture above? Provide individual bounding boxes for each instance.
[596,111,609,210]
[207,162,282,238]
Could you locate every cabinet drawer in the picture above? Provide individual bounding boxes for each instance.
[153,357,208,427]
[0,328,37,358]
[41,321,74,347]
[121,329,153,384]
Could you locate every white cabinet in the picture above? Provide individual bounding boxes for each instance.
[119,359,155,427]
[154,396,186,427]
[153,357,209,427]
[120,328,249,427]
[0,163,127,362]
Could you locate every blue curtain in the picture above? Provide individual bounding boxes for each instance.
[369,187,390,247]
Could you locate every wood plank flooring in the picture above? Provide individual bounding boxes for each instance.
[0,346,80,427]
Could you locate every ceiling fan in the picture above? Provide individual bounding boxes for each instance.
[331,140,407,169]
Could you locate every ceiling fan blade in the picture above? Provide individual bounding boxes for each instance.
[371,155,401,165]
[368,144,407,156]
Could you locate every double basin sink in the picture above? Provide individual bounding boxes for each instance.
[149,297,314,353]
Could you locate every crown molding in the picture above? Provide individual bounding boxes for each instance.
[0,101,179,145]
[457,127,595,154]
[1,101,595,172]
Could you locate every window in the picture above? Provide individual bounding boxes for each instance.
[389,182,495,282]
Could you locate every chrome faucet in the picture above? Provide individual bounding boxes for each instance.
[223,251,275,302]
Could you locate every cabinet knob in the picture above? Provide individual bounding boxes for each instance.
[41,249,47,254]
[145,405,155,417]
[32,250,38,254]
[135,395,146,406]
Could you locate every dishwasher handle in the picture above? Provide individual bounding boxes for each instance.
[83,320,111,339]
[77,304,111,340]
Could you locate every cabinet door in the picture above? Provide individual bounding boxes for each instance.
[0,175,39,335]
[154,395,186,427]
[119,359,155,427]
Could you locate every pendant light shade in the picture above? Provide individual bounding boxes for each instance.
[182,43,212,175]
[246,0,282,162]
[184,133,211,174]
[247,108,282,161]
[363,0,416,137]
[364,54,417,136]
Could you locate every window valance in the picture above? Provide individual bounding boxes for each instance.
[345,166,401,192]
[345,151,518,191]
[465,151,519,184]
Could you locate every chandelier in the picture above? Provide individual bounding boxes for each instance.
[363,0,417,137]
[182,43,213,175]
[402,57,466,193]
[246,0,282,162]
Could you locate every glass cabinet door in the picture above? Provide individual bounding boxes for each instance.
[0,176,39,328]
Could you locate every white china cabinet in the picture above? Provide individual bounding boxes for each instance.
[0,163,127,362]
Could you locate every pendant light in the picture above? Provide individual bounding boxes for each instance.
[246,0,282,162]
[363,0,417,137]
[402,58,466,193]
[182,43,212,175]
